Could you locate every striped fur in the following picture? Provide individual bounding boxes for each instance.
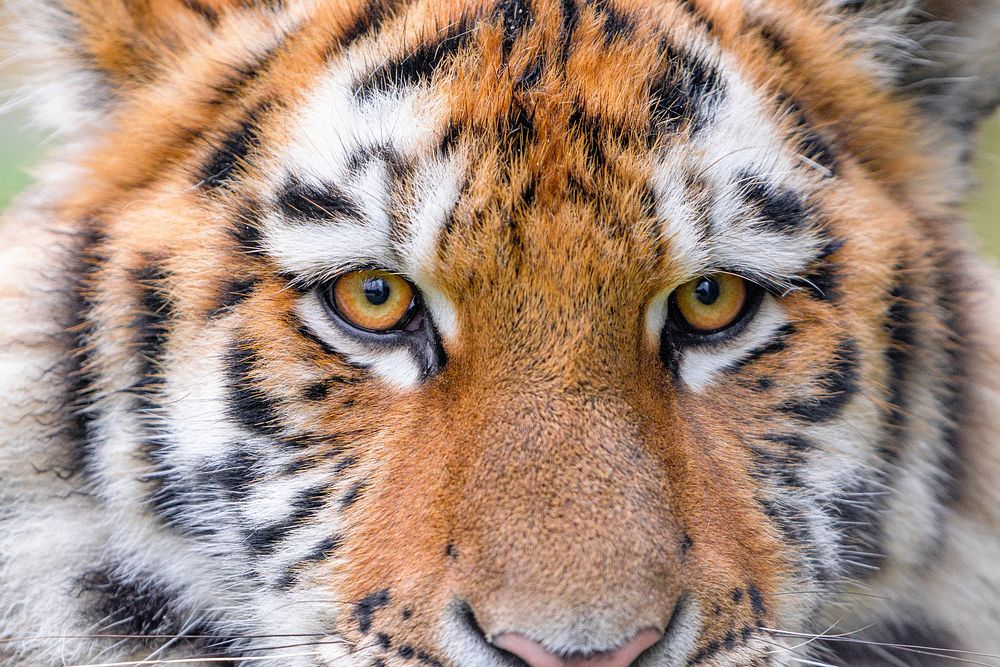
[1,0,1000,665]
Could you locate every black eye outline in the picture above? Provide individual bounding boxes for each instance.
[665,274,765,347]
[319,270,426,337]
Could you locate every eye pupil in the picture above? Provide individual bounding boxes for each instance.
[694,278,720,305]
[363,277,391,306]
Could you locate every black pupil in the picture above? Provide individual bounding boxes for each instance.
[694,278,720,305]
[363,277,391,306]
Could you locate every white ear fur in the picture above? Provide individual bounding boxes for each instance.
[0,0,231,135]
[1,1,115,134]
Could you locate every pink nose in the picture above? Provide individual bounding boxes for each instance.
[492,629,662,667]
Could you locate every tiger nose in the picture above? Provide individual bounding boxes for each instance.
[492,629,662,667]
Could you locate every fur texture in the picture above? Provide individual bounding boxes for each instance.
[1,0,1000,665]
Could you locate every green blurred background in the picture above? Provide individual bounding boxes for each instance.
[1,86,998,252]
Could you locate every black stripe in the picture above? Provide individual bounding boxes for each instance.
[558,0,580,64]
[211,449,262,501]
[741,176,810,233]
[675,0,715,32]
[567,103,627,171]
[724,324,796,374]
[781,337,860,422]
[516,55,545,90]
[77,567,183,638]
[303,381,330,401]
[340,479,367,508]
[131,261,174,395]
[649,44,724,136]
[760,432,813,452]
[588,0,634,45]
[500,99,537,159]
[144,467,219,538]
[797,259,841,302]
[495,0,534,57]
[277,175,363,221]
[63,227,108,478]
[785,98,838,175]
[880,275,918,463]
[339,0,409,48]
[791,238,844,301]
[296,322,343,357]
[276,535,344,589]
[208,46,281,106]
[231,202,267,255]
[749,444,804,490]
[933,256,970,507]
[226,340,284,436]
[354,16,476,98]
[246,486,329,555]
[201,107,265,189]
[355,589,391,635]
[182,0,220,26]
[211,276,259,318]
[829,474,887,576]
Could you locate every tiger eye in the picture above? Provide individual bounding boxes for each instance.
[332,270,415,332]
[673,273,749,334]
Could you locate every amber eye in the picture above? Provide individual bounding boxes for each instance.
[329,270,416,332]
[671,273,750,334]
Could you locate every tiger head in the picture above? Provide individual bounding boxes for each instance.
[3,0,1000,665]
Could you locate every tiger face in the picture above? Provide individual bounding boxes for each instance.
[2,0,1000,666]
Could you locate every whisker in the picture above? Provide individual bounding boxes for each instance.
[763,628,1000,664]
[65,652,322,667]
[0,632,331,645]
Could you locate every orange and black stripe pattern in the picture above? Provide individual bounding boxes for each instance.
[1,0,998,665]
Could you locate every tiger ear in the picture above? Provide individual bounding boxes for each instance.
[838,0,1000,134]
[2,0,258,132]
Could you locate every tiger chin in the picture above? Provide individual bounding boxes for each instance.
[2,0,1000,666]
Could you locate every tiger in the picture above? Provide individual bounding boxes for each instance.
[2,0,1000,665]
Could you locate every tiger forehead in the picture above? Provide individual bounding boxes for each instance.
[258,0,831,297]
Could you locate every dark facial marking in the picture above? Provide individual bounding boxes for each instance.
[517,55,545,90]
[780,337,860,422]
[246,486,329,555]
[226,340,284,436]
[304,381,330,401]
[746,584,766,618]
[676,0,715,31]
[588,0,634,46]
[741,176,810,233]
[356,589,392,634]
[200,103,270,189]
[494,0,534,57]
[784,99,839,175]
[340,479,368,509]
[63,227,108,478]
[212,276,259,318]
[132,261,175,394]
[355,16,476,98]
[277,176,363,221]
[76,567,183,639]
[558,0,580,64]
[277,535,344,589]
[211,449,262,500]
[338,0,409,48]
[725,324,796,374]
[649,44,725,135]
[231,202,266,255]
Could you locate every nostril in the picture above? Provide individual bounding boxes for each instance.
[492,629,663,667]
